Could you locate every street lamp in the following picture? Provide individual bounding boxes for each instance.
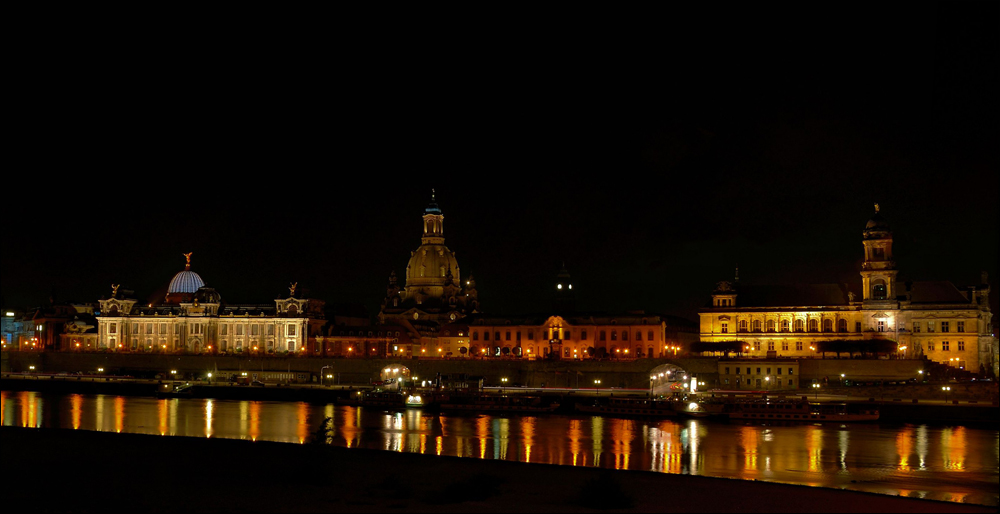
[812,383,821,400]
[501,377,508,394]
[942,386,952,403]
[840,374,846,386]
[594,379,602,396]
[320,366,331,386]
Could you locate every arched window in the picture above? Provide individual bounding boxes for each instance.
[838,319,848,333]
[622,331,629,342]
[739,320,748,333]
[794,319,805,333]
[872,279,887,301]
[752,320,762,333]
[808,319,819,332]
[823,319,833,333]
[781,320,790,332]
[766,320,776,333]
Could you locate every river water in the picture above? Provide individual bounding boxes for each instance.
[2,390,997,507]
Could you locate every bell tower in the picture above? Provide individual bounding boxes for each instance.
[861,204,898,303]
[422,189,445,245]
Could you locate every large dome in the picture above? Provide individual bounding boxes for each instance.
[168,270,205,294]
[406,244,461,288]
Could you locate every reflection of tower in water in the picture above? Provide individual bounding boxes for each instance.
[591,416,604,468]
[521,417,535,463]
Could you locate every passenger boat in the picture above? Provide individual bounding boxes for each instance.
[670,400,727,419]
[726,401,879,423]
[339,391,408,409]
[576,398,678,418]
[438,395,559,414]
[155,382,194,399]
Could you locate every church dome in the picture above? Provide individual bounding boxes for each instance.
[406,245,461,288]
[168,270,205,294]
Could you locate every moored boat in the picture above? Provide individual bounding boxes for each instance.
[576,398,678,418]
[726,400,879,423]
[439,395,559,414]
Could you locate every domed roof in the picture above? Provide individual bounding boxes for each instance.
[169,270,205,294]
[865,213,891,232]
[406,245,460,288]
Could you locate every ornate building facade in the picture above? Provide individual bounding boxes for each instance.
[95,255,326,355]
[699,207,995,373]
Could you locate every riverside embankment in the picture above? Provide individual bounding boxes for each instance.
[4,351,934,390]
[3,427,994,513]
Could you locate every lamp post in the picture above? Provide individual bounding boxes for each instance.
[812,383,821,400]
[840,374,846,387]
[320,366,331,387]
[501,377,508,395]
[942,386,952,403]
[649,375,656,398]
[594,379,602,396]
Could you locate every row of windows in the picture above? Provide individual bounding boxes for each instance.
[923,341,965,352]
[107,323,296,337]
[724,367,796,376]
[723,319,857,334]
[744,342,807,352]
[472,330,658,343]
[912,321,968,334]
[724,378,794,387]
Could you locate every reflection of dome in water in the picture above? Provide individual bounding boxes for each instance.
[168,271,205,294]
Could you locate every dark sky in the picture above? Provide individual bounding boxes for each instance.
[3,2,997,323]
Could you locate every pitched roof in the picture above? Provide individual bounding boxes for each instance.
[715,284,856,308]
[905,281,970,304]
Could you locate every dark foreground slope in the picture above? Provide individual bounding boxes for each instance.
[1,427,991,514]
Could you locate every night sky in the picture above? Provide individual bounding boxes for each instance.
[3,2,997,323]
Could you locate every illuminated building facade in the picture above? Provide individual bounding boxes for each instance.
[461,314,675,360]
[700,207,994,373]
[95,255,325,355]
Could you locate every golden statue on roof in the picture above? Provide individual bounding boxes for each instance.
[289,282,298,297]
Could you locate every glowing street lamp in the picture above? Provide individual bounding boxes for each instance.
[812,383,821,400]
[594,379,602,396]
[501,377,508,394]
[942,386,952,403]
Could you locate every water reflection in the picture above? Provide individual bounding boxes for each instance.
[2,392,997,507]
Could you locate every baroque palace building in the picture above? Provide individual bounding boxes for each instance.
[699,206,994,373]
[93,254,326,355]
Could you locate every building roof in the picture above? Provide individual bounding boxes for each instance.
[168,270,205,294]
[712,284,857,308]
[904,281,970,304]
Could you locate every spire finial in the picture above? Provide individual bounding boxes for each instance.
[432,188,436,202]
[183,252,193,270]
[735,266,740,283]
[874,203,880,214]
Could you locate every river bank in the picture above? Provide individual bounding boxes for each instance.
[2,427,993,513]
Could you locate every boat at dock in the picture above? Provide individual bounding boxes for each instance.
[726,400,879,423]
[576,398,678,418]
[438,395,559,414]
